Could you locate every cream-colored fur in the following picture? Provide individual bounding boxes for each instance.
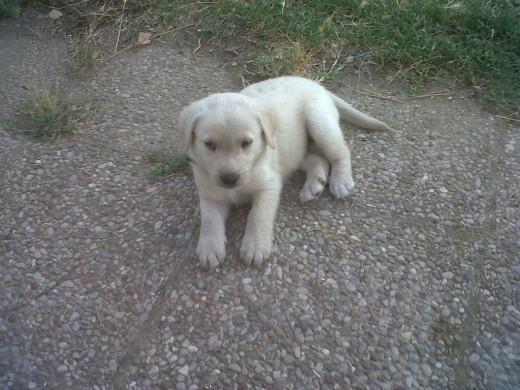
[179,76,390,268]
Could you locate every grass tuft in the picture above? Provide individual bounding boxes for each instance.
[17,79,92,139]
[70,37,102,76]
[146,150,191,182]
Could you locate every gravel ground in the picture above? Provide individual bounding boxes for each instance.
[1,15,519,390]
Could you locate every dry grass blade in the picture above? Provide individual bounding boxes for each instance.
[496,115,520,123]
[359,89,454,103]
[114,0,127,54]
[406,92,454,100]
[24,24,43,39]
[193,37,202,55]
[359,89,404,103]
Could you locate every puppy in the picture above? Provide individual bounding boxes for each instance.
[179,76,390,268]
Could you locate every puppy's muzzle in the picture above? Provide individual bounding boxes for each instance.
[219,172,240,188]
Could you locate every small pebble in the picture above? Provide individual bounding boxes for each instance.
[229,363,241,373]
[379,175,390,184]
[208,335,218,346]
[57,365,68,373]
[469,353,480,364]
[318,210,331,220]
[421,364,432,377]
[178,365,189,376]
[109,359,117,372]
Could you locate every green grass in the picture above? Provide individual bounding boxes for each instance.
[70,37,102,76]
[0,0,26,17]
[193,0,520,108]
[146,150,191,181]
[15,79,92,139]
[36,0,520,109]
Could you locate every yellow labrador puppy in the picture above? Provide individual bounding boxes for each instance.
[179,76,390,268]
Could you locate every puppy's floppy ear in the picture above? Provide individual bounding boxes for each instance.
[178,102,202,152]
[256,107,277,149]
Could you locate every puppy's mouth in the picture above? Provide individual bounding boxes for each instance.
[220,182,239,189]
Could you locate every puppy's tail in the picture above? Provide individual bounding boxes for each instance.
[329,92,391,131]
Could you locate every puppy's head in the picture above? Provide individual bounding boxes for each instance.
[179,93,276,189]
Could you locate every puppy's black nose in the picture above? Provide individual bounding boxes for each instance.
[220,173,240,188]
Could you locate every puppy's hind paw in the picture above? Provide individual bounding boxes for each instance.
[329,176,355,199]
[299,176,326,202]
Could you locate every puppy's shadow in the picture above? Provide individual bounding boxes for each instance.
[225,205,250,261]
[223,172,337,266]
[284,172,307,200]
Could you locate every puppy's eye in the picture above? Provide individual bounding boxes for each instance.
[241,139,252,149]
[204,140,216,151]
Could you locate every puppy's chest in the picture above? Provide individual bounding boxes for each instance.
[201,182,254,206]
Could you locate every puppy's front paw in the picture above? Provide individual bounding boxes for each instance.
[240,234,272,267]
[196,237,226,269]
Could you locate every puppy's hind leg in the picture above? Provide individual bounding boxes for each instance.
[306,98,355,199]
[299,151,329,202]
